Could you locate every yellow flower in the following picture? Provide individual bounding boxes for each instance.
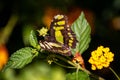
[37,27,48,37]
[96,64,103,69]
[102,62,109,67]
[88,46,114,70]
[91,65,96,70]
[0,45,8,70]
[99,56,106,62]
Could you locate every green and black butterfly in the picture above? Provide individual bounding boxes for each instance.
[39,14,77,56]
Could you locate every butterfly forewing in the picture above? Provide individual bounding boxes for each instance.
[49,14,78,48]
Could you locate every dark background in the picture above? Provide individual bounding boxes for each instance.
[0,0,120,80]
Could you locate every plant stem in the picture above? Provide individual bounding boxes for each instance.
[76,65,79,80]
[109,67,120,80]
[53,54,105,80]
[54,54,77,67]
[54,54,91,74]
[53,61,76,69]
[0,14,18,45]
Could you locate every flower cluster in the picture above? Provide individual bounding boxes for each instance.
[0,45,8,70]
[38,27,48,37]
[88,46,114,70]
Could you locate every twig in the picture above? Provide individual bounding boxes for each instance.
[0,14,18,45]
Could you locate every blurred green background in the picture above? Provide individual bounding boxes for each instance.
[0,0,120,80]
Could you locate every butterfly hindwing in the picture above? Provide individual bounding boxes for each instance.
[39,40,71,56]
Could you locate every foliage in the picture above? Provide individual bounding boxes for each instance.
[2,12,106,80]
[66,71,90,80]
[1,62,66,80]
[71,12,91,55]
[3,47,38,71]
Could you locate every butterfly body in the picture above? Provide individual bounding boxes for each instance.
[39,14,77,56]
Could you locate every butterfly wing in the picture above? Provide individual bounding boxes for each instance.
[39,40,71,56]
[49,14,78,48]
[39,14,77,56]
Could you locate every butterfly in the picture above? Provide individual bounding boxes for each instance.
[39,14,77,56]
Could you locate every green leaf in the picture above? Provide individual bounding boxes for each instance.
[22,25,34,46]
[29,30,39,48]
[71,12,91,54]
[66,71,90,80]
[3,47,38,71]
